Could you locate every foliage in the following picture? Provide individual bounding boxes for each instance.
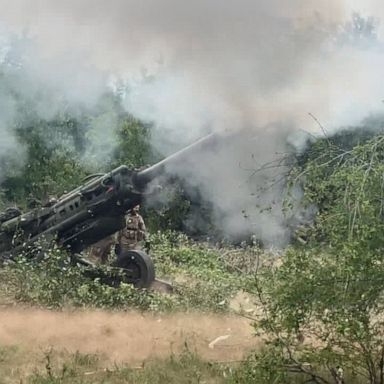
[292,133,384,249]
[150,231,252,311]
[0,232,253,313]
[0,91,155,207]
[1,117,87,205]
[249,132,384,383]
[0,347,226,384]
[228,347,292,384]
[111,116,154,169]
[144,186,193,233]
[2,242,172,311]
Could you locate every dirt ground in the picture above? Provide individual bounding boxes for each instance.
[0,308,258,367]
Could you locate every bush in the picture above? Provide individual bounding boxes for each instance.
[245,132,384,383]
[3,242,172,311]
[1,233,254,313]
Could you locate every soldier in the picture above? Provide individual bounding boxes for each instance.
[116,205,147,253]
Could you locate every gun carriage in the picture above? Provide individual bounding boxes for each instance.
[0,133,216,288]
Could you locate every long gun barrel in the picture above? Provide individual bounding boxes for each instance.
[0,132,219,288]
[135,133,218,187]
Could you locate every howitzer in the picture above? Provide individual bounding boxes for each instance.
[0,133,217,288]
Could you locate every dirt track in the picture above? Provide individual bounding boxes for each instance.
[0,308,258,365]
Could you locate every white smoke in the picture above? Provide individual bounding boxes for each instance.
[0,0,383,243]
[0,27,120,179]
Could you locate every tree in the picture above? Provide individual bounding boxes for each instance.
[248,132,384,384]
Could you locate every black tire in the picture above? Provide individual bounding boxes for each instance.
[112,250,155,288]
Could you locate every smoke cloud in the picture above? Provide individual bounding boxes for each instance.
[0,0,383,244]
[0,30,114,177]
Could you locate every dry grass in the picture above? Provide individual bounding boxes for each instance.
[0,346,228,384]
[0,307,258,367]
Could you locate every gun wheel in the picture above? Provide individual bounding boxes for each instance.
[113,250,155,288]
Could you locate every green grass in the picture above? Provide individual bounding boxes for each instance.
[0,234,268,383]
[0,232,260,313]
[0,348,227,384]
[0,345,367,384]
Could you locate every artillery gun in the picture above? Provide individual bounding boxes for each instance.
[0,133,216,289]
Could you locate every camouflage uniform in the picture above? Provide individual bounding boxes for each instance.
[117,211,147,252]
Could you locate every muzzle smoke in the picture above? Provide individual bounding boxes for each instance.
[0,0,383,244]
